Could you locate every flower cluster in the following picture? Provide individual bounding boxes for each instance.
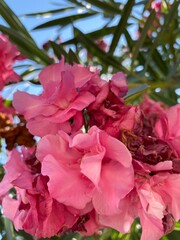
[0,34,23,90]
[0,58,180,240]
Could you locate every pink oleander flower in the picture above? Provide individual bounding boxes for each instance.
[96,39,108,52]
[2,175,78,238]
[155,104,180,161]
[88,72,138,137]
[134,165,180,240]
[0,146,99,238]
[0,34,21,90]
[139,95,166,135]
[151,1,162,13]
[13,58,104,137]
[99,160,180,240]
[36,126,134,216]
[0,147,36,198]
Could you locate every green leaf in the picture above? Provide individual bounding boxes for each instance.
[0,25,53,66]
[166,230,180,240]
[74,27,129,73]
[66,0,87,8]
[85,0,121,14]
[16,230,34,240]
[124,29,159,81]
[150,92,177,106]
[124,83,149,99]
[21,67,41,78]
[33,12,97,30]
[49,41,68,60]
[174,221,180,231]
[108,0,135,55]
[67,49,80,64]
[0,0,35,44]
[144,1,179,71]
[62,26,116,45]
[132,10,156,65]
[4,218,15,240]
[21,6,75,17]
[151,49,168,75]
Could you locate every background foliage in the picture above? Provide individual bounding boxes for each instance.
[0,0,179,239]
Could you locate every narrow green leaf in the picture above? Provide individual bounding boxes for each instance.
[66,0,87,8]
[124,29,159,81]
[21,67,41,78]
[150,92,177,106]
[49,41,68,60]
[21,6,75,17]
[4,218,15,240]
[74,28,129,73]
[67,49,80,64]
[33,12,97,30]
[166,230,180,240]
[108,0,135,55]
[135,0,149,5]
[152,49,168,75]
[132,10,156,64]
[174,221,180,231]
[160,236,169,240]
[0,0,35,44]
[85,0,121,14]
[62,26,116,45]
[124,84,149,99]
[0,25,53,66]
[144,1,179,71]
[16,230,34,240]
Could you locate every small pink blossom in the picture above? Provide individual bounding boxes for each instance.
[138,95,166,136]
[2,176,78,238]
[155,104,180,159]
[88,72,137,137]
[0,147,35,197]
[0,34,21,90]
[13,58,103,137]
[151,1,162,13]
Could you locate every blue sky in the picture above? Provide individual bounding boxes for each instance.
[1,0,141,49]
[3,0,71,45]
[2,0,110,47]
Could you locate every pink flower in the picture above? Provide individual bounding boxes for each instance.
[0,34,21,90]
[2,175,78,238]
[96,39,108,52]
[0,147,35,197]
[99,167,180,240]
[36,126,134,215]
[88,72,137,137]
[13,58,103,137]
[151,1,162,13]
[0,146,101,238]
[155,104,180,160]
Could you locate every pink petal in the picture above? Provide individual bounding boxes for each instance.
[93,161,134,215]
[37,133,81,164]
[139,209,164,240]
[110,72,128,98]
[100,131,132,168]
[27,117,71,136]
[39,60,65,88]
[41,154,93,209]
[71,64,97,88]
[80,150,105,188]
[2,196,20,222]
